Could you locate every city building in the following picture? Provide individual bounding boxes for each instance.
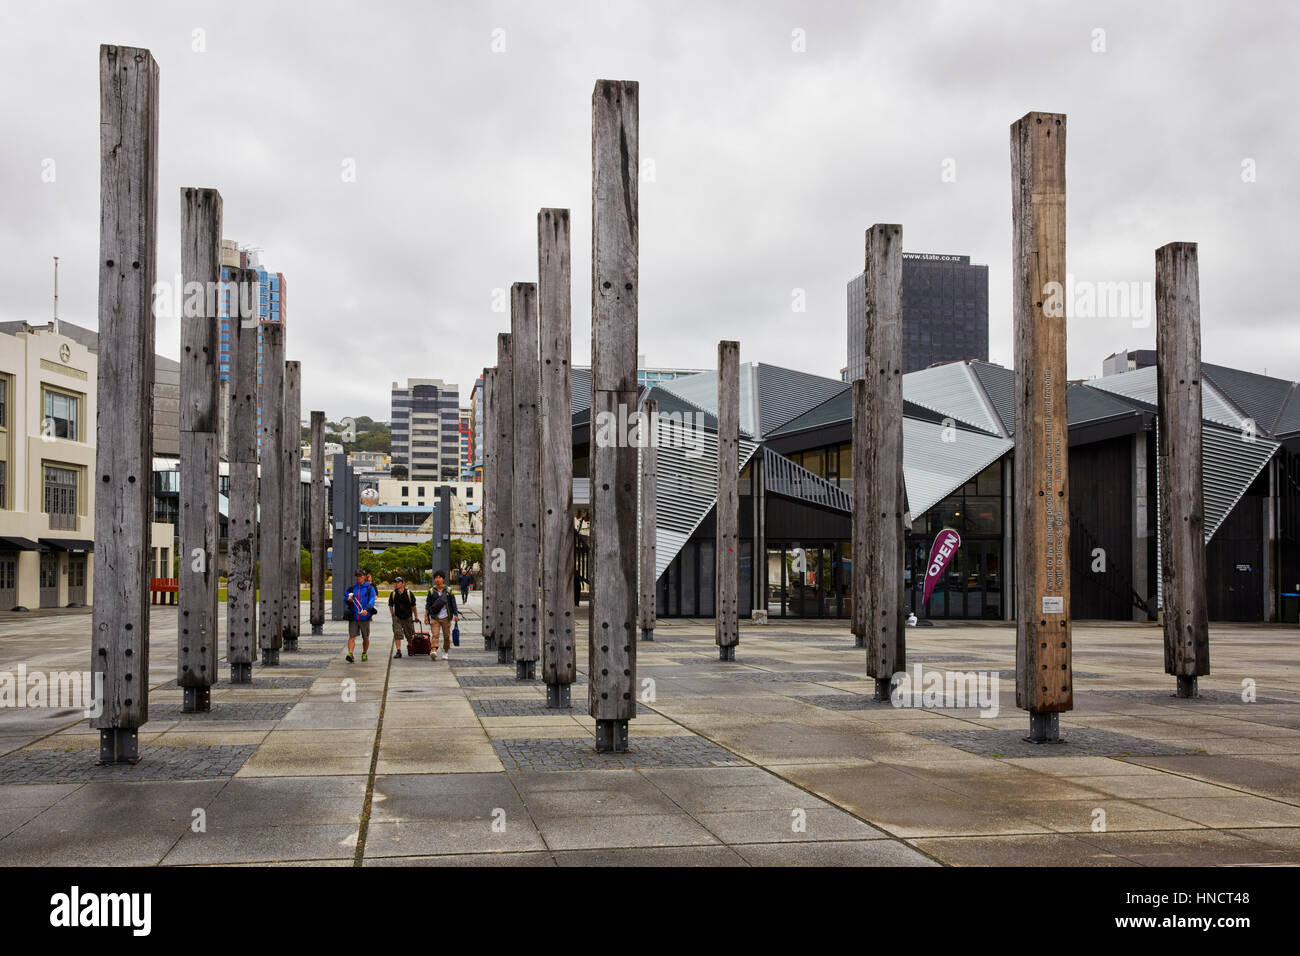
[568,357,1299,625]
[458,407,473,480]
[846,252,989,378]
[469,375,485,477]
[0,323,171,610]
[390,378,460,480]
[216,240,288,453]
[1101,348,1157,377]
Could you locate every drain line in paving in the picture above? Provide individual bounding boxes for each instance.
[353,650,395,866]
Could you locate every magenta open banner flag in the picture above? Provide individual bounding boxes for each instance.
[921,529,962,607]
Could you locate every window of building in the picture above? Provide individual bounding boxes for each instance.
[44,464,79,530]
[42,388,81,441]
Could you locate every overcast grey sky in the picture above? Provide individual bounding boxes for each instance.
[2,0,1295,422]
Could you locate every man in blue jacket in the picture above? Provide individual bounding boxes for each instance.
[345,569,377,663]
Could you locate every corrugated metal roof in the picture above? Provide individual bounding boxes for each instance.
[1273,388,1300,438]
[902,362,1002,436]
[902,418,1013,517]
[764,446,852,512]
[755,364,852,436]
[970,362,1016,434]
[1067,383,1145,428]
[570,366,592,416]
[656,366,759,438]
[1202,363,1296,436]
[1089,365,1244,429]
[1201,423,1278,542]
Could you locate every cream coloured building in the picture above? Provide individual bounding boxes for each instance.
[0,324,171,610]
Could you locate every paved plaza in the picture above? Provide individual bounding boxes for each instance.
[1,597,1299,866]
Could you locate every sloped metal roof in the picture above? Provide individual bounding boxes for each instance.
[902,418,1013,517]
[655,365,759,438]
[969,361,1016,434]
[902,362,1003,437]
[763,446,852,512]
[755,364,854,436]
[1201,423,1278,541]
[1067,383,1146,428]
[1202,363,1297,436]
[570,366,592,416]
[1088,365,1244,430]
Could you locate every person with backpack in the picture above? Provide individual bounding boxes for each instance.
[388,576,418,659]
[424,570,460,661]
[344,569,377,663]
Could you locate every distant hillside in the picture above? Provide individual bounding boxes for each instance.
[301,415,390,454]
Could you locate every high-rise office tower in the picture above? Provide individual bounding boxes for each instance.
[390,378,460,480]
[846,252,988,379]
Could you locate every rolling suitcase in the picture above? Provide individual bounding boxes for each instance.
[408,620,432,657]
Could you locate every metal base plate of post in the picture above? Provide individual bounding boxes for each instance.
[497,646,511,664]
[484,635,495,651]
[641,627,654,642]
[873,676,892,702]
[1175,675,1199,698]
[516,660,536,680]
[854,634,865,649]
[182,685,211,713]
[98,728,140,765]
[284,637,298,652]
[719,645,735,661]
[310,625,323,635]
[546,683,571,708]
[261,649,280,666]
[1025,711,1064,744]
[229,662,252,684]
[594,719,629,753]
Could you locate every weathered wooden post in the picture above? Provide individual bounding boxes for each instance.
[590,79,639,752]
[309,410,326,634]
[493,332,515,664]
[539,209,576,704]
[93,44,158,763]
[1011,111,1071,743]
[1156,242,1210,697]
[331,453,348,620]
[481,366,497,651]
[281,361,302,650]
[511,282,542,680]
[226,266,259,681]
[177,187,222,712]
[716,341,740,660]
[639,398,658,643]
[258,322,285,665]
[850,378,868,649]
[863,224,907,700]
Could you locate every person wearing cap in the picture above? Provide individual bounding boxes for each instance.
[424,570,460,661]
[388,575,418,658]
[344,569,377,663]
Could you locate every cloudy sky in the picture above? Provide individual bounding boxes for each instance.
[2,0,1295,422]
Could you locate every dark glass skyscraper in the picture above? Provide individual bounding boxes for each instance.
[846,253,988,379]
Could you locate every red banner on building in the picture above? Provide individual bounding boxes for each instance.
[922,529,962,607]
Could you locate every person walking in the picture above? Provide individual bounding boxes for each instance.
[424,570,460,661]
[459,568,472,603]
[344,569,376,663]
[388,575,418,658]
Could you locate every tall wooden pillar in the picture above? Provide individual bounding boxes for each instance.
[309,411,326,634]
[331,453,349,620]
[511,282,542,680]
[1156,242,1210,696]
[481,366,497,650]
[638,399,658,643]
[1011,111,1071,742]
[227,266,259,681]
[716,341,740,660]
[863,224,906,699]
[493,332,515,663]
[850,379,868,648]
[92,44,159,763]
[258,322,285,665]
[539,209,576,705]
[177,187,222,712]
[590,79,639,752]
[281,361,302,650]
[431,485,451,581]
